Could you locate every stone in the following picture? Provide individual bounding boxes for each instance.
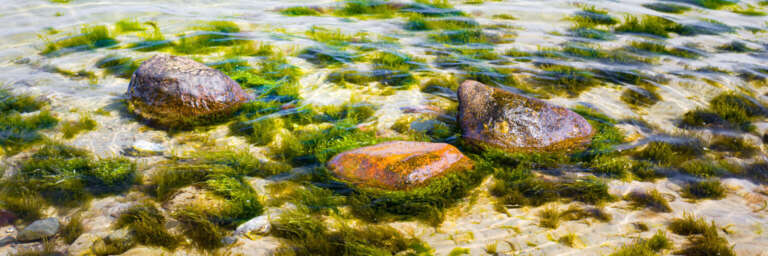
[0,210,16,227]
[457,80,594,152]
[327,141,473,190]
[17,218,60,242]
[128,140,165,156]
[0,236,14,247]
[234,215,271,239]
[67,232,104,256]
[126,54,252,128]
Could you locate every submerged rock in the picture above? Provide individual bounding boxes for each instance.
[327,141,473,190]
[457,80,594,152]
[126,54,252,128]
[17,218,60,242]
[0,210,16,227]
[234,215,271,238]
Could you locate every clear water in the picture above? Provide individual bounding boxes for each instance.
[1,0,767,255]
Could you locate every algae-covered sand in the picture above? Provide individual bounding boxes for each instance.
[0,0,768,255]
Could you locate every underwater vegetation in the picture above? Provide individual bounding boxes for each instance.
[615,15,687,38]
[61,115,97,139]
[0,143,137,222]
[95,55,141,79]
[271,207,432,255]
[669,212,735,256]
[115,204,179,249]
[173,21,248,55]
[41,25,118,56]
[0,89,59,155]
[608,230,671,256]
[681,92,766,131]
[643,2,692,14]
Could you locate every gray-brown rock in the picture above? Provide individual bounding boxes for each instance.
[327,141,473,190]
[17,218,59,242]
[458,80,593,152]
[126,54,252,128]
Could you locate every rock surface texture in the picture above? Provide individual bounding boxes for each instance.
[17,218,60,242]
[327,141,473,190]
[458,80,593,152]
[126,54,251,128]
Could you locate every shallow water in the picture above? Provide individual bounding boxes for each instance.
[0,0,767,255]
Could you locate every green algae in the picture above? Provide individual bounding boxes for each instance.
[681,92,765,131]
[95,55,141,79]
[61,213,84,244]
[621,86,661,108]
[669,212,735,256]
[299,46,357,67]
[643,2,692,13]
[41,25,118,56]
[115,204,179,249]
[615,15,686,38]
[682,179,726,200]
[334,0,398,18]
[115,19,146,33]
[429,29,500,45]
[628,40,701,59]
[0,89,59,155]
[405,15,479,31]
[346,161,485,226]
[173,21,248,55]
[625,189,671,212]
[634,140,703,167]
[173,209,225,250]
[279,6,322,16]
[61,115,97,139]
[0,143,137,209]
[608,230,671,256]
[271,206,432,256]
[530,64,601,97]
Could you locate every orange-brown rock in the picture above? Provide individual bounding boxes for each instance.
[327,141,473,190]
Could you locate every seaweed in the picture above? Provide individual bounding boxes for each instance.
[95,55,140,79]
[643,2,692,13]
[115,204,178,249]
[279,6,322,16]
[271,207,432,255]
[615,15,685,38]
[346,160,486,226]
[429,29,499,45]
[61,115,97,139]
[41,25,118,56]
[172,209,225,250]
[625,189,671,212]
[608,230,671,256]
[669,212,734,256]
[61,214,84,244]
[633,140,703,167]
[621,86,661,108]
[0,89,59,154]
[115,19,146,33]
[708,135,758,158]
[681,179,726,200]
[681,92,765,131]
[172,21,248,55]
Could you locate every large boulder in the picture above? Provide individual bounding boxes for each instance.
[458,80,593,152]
[126,55,252,128]
[17,218,60,242]
[327,141,473,190]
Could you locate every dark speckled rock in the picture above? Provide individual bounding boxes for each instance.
[126,55,252,128]
[458,80,593,152]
